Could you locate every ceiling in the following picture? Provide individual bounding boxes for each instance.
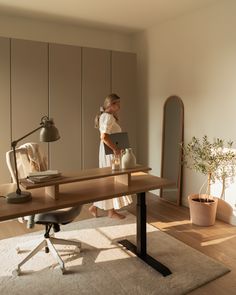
[0,0,219,33]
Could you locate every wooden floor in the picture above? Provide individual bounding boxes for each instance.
[1,194,236,294]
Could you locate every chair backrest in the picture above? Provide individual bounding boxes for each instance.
[6,143,47,182]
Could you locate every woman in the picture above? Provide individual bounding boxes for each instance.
[89,93,133,219]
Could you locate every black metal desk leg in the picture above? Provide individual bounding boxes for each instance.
[136,192,147,257]
[118,192,172,277]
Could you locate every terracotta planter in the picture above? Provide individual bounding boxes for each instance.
[188,194,218,226]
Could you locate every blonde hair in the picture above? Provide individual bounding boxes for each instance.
[94,93,120,129]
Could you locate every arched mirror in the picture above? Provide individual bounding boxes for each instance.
[160,95,184,206]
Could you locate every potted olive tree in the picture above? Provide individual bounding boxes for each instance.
[182,135,236,226]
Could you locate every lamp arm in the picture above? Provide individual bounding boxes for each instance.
[12,144,21,194]
[6,116,59,203]
[11,125,43,148]
[11,125,43,194]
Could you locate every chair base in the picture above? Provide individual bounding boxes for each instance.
[14,236,81,275]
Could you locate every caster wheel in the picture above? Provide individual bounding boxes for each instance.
[16,247,21,254]
[12,268,21,276]
[61,268,66,275]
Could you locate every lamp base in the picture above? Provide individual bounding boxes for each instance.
[6,191,32,204]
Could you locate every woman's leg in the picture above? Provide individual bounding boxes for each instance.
[90,198,128,219]
[107,208,125,219]
[89,205,98,217]
[89,205,126,219]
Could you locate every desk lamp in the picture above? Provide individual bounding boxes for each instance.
[7,116,60,204]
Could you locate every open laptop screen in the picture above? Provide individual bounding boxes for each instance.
[104,132,130,155]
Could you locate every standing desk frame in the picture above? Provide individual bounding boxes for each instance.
[0,166,173,276]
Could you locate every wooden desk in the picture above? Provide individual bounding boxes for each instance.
[0,170,173,277]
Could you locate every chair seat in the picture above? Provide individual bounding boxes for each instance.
[35,206,82,225]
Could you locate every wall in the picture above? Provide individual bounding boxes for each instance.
[0,14,135,184]
[0,14,133,52]
[0,37,136,184]
[132,0,236,219]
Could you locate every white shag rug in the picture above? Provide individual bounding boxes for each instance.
[0,212,230,295]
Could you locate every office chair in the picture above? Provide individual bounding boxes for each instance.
[6,143,82,274]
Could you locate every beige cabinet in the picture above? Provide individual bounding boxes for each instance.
[112,51,137,153]
[49,43,82,171]
[11,39,48,154]
[0,38,136,183]
[0,37,11,182]
[82,47,111,169]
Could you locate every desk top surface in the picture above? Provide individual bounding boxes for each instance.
[0,172,173,222]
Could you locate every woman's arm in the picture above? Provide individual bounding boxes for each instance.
[100,133,121,155]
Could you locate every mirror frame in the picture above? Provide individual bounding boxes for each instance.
[160,95,184,206]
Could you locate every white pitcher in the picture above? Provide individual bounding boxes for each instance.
[121,148,136,169]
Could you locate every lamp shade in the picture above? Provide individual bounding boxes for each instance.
[39,118,60,142]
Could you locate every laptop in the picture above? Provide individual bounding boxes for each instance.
[104,132,130,155]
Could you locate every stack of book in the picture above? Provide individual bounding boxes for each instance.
[27,170,61,183]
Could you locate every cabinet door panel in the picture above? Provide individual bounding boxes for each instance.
[49,44,82,171]
[11,39,48,155]
[82,48,111,169]
[112,51,137,154]
[0,37,11,182]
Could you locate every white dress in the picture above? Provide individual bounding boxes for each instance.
[93,112,133,210]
